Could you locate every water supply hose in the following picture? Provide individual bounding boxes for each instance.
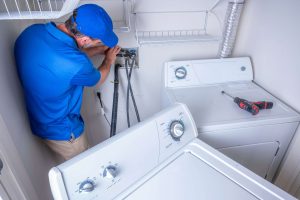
[125,58,141,128]
[110,64,121,137]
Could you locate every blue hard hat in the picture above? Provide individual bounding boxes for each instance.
[74,4,118,48]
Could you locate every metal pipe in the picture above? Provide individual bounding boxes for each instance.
[218,0,245,58]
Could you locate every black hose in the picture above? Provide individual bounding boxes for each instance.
[129,59,140,123]
[125,58,141,128]
[110,64,121,137]
[125,59,131,127]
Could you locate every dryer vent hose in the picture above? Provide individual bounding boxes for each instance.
[218,1,245,58]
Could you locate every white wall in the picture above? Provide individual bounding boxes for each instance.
[233,0,300,198]
[0,20,59,200]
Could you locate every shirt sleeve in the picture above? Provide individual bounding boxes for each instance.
[71,61,101,87]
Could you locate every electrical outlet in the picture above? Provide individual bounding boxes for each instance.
[116,48,139,68]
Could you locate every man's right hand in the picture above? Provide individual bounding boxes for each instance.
[97,46,121,86]
[105,46,121,66]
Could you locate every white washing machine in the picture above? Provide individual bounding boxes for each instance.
[48,104,296,200]
[163,57,300,181]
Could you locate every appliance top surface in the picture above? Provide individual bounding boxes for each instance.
[124,152,259,200]
[118,139,296,200]
[164,57,300,128]
[168,82,300,128]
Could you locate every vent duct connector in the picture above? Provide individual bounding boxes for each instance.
[218,0,245,58]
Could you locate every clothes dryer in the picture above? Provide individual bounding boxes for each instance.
[163,57,300,180]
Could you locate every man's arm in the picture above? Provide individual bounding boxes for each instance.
[83,45,109,57]
[95,46,121,87]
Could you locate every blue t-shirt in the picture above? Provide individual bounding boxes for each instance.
[14,22,101,140]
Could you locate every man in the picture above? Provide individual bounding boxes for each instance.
[14,4,121,160]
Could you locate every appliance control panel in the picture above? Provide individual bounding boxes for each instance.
[165,57,253,88]
[165,62,201,88]
[174,66,188,79]
[155,104,197,162]
[49,103,198,200]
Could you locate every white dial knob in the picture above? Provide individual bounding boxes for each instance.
[175,67,187,79]
[79,179,95,193]
[170,120,185,140]
[103,165,118,179]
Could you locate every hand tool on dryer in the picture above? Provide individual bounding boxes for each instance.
[221,91,260,115]
[252,100,273,110]
[221,91,273,110]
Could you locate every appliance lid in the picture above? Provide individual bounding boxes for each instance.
[124,152,259,200]
[168,82,300,131]
[119,139,295,200]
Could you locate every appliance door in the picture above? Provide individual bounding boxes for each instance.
[198,122,299,180]
[218,142,279,178]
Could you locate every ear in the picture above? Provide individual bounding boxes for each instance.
[75,36,92,48]
[78,36,88,43]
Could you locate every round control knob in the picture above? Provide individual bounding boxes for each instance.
[103,165,118,179]
[79,179,95,193]
[170,120,185,140]
[175,67,187,79]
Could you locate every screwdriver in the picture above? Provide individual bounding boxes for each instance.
[221,91,260,115]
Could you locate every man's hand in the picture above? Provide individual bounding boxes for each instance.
[104,46,121,65]
[96,46,121,86]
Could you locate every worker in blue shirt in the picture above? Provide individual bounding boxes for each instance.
[14,4,121,160]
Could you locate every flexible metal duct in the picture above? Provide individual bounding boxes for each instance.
[218,0,245,58]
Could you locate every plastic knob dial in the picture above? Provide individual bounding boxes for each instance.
[175,67,187,79]
[170,120,185,140]
[103,165,118,179]
[79,180,95,193]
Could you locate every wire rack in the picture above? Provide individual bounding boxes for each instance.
[134,10,221,45]
[136,29,220,44]
[133,0,223,45]
[0,0,132,33]
[0,0,80,19]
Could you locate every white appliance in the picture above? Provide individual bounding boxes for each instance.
[163,57,300,181]
[49,103,296,200]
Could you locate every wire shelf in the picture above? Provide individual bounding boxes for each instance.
[136,29,220,44]
[134,10,222,45]
[0,0,80,20]
[133,0,223,45]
